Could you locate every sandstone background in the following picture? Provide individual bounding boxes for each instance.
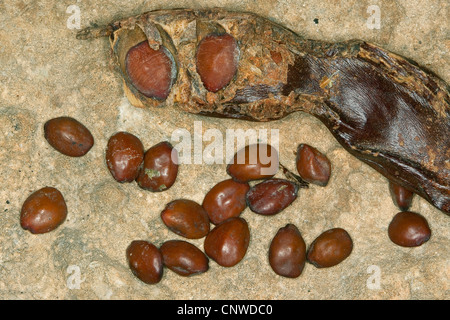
[0,0,448,300]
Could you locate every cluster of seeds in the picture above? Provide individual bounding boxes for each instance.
[19,115,432,286]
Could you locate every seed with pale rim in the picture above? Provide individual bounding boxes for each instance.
[126,41,176,100]
[196,33,239,92]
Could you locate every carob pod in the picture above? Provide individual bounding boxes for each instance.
[77,8,450,214]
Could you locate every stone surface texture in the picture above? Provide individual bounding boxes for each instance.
[0,0,448,300]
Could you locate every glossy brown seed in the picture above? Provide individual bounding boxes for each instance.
[136,141,178,192]
[161,199,210,239]
[160,240,209,277]
[126,240,163,284]
[204,217,250,267]
[126,41,176,100]
[227,143,279,183]
[202,179,250,225]
[307,228,353,268]
[296,144,331,186]
[389,181,414,211]
[269,224,306,278]
[105,132,144,183]
[388,211,431,247]
[20,187,67,234]
[246,179,298,216]
[196,33,239,92]
[44,117,94,157]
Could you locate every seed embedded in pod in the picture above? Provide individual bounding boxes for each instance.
[20,187,68,234]
[126,41,176,100]
[389,181,414,211]
[196,33,239,92]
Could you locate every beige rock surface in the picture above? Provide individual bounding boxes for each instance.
[0,0,448,300]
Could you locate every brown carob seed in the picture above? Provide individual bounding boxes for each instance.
[202,179,250,225]
[126,240,163,284]
[106,131,144,183]
[388,211,431,247]
[246,179,298,216]
[44,117,94,157]
[20,187,68,234]
[307,228,353,268]
[126,41,175,100]
[389,182,414,211]
[160,240,209,276]
[196,33,239,92]
[296,144,331,186]
[136,141,178,192]
[269,224,306,278]
[161,199,210,239]
[227,143,279,182]
[204,217,250,267]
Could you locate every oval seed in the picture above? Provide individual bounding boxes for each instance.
[20,187,68,234]
[307,228,353,268]
[296,144,331,186]
[106,131,144,182]
[204,217,250,267]
[388,211,431,247]
[246,179,298,215]
[196,33,239,92]
[136,141,178,192]
[161,199,210,239]
[126,41,176,100]
[269,224,307,278]
[202,179,250,225]
[44,117,94,157]
[227,143,279,182]
[126,240,163,284]
[160,240,209,276]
